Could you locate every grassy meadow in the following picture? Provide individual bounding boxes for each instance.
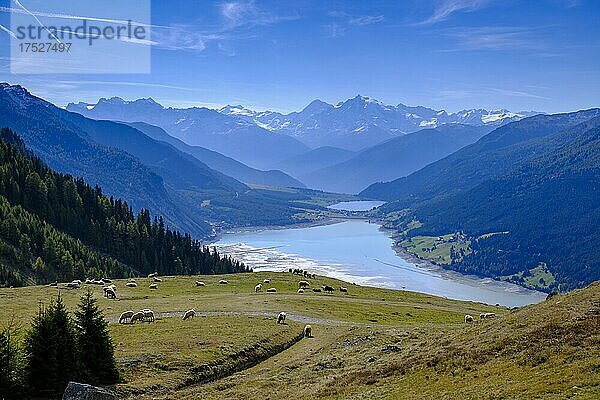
[1,272,599,399]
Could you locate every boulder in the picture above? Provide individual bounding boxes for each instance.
[63,382,116,400]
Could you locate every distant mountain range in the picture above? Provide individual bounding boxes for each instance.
[67,97,309,170]
[68,95,538,154]
[218,95,539,150]
[67,95,538,194]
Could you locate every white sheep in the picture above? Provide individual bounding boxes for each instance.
[104,288,117,299]
[340,286,348,293]
[298,280,310,288]
[153,277,162,282]
[183,309,196,321]
[255,284,262,292]
[119,310,134,324]
[219,279,229,285]
[263,278,271,284]
[195,281,205,287]
[126,282,137,288]
[480,312,496,320]
[297,288,304,293]
[304,325,312,338]
[465,314,474,323]
[277,312,286,324]
[148,272,158,278]
[149,283,158,290]
[266,288,277,293]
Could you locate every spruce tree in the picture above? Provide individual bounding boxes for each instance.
[25,296,79,397]
[75,290,120,385]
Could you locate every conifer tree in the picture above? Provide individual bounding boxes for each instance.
[75,290,120,385]
[25,296,79,397]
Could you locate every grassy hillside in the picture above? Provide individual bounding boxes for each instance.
[1,272,598,399]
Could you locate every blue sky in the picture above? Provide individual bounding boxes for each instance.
[0,0,598,113]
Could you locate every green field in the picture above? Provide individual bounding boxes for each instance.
[1,272,599,399]
[400,233,471,264]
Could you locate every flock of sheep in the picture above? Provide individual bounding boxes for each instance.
[464,312,496,323]
[81,271,321,337]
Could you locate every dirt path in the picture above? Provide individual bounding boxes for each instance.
[107,310,358,326]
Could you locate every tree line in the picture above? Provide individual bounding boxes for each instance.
[0,127,247,287]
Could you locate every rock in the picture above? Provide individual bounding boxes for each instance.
[63,382,116,400]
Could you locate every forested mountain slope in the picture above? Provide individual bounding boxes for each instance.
[0,128,246,287]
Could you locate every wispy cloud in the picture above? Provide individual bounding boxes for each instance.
[486,87,551,100]
[324,11,384,38]
[219,1,299,29]
[418,0,493,25]
[324,23,346,38]
[438,26,548,52]
[349,15,385,26]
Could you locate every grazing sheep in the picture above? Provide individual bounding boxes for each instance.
[104,288,117,299]
[297,288,304,293]
[263,278,271,284]
[119,310,134,324]
[149,283,158,290]
[323,285,335,294]
[304,325,312,338]
[312,288,322,293]
[288,268,293,273]
[465,314,474,323]
[126,282,137,288]
[298,280,310,288]
[153,277,162,283]
[48,281,58,287]
[103,278,112,283]
[340,286,348,293]
[148,272,158,278]
[183,309,196,321]
[141,309,155,322]
[277,312,286,324]
[129,278,136,282]
[66,282,80,289]
[72,280,82,285]
[195,281,205,287]
[266,288,277,293]
[255,284,262,292]
[480,312,496,320]
[303,271,308,277]
[130,311,145,324]
[219,279,229,285]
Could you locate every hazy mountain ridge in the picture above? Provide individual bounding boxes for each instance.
[67,98,310,170]
[301,124,492,194]
[69,96,539,152]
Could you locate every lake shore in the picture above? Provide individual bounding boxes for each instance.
[215,218,547,307]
